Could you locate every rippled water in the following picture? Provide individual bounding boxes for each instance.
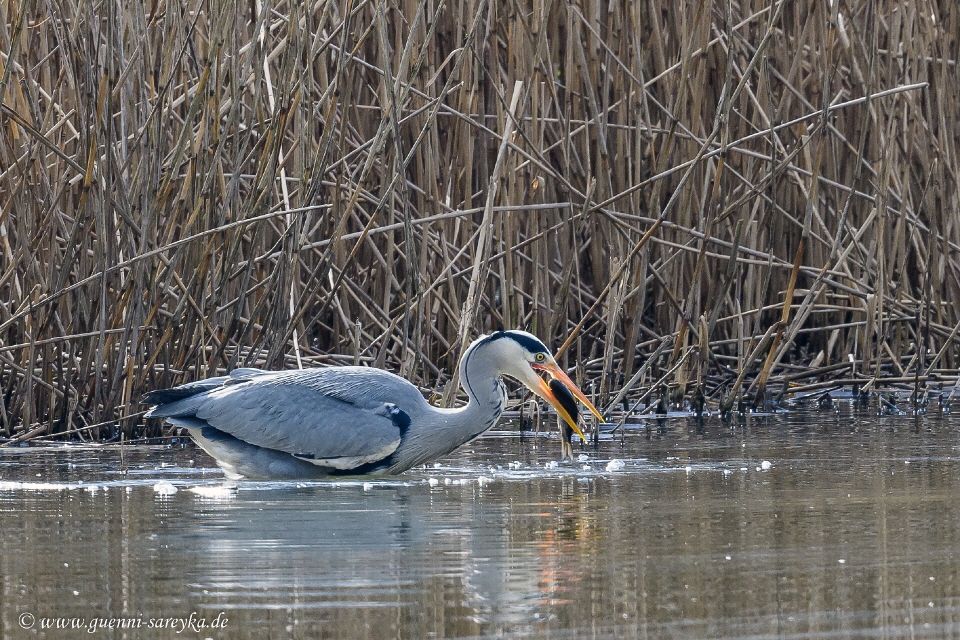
[3,402,960,638]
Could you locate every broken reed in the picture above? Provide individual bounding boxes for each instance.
[0,0,958,442]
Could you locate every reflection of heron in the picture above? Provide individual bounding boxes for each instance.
[144,330,603,479]
[549,378,582,461]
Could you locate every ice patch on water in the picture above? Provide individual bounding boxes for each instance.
[153,480,178,495]
[189,484,236,499]
[605,459,625,472]
[0,481,77,491]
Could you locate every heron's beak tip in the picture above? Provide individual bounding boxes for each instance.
[567,418,586,442]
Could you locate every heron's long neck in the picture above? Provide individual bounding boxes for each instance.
[386,345,506,474]
[429,348,507,442]
[454,347,507,432]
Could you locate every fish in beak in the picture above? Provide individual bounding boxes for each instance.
[549,378,580,461]
[529,360,604,441]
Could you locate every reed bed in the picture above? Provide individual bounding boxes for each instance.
[0,0,958,442]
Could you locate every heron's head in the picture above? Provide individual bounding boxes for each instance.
[473,330,604,440]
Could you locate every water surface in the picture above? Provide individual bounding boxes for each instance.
[3,402,960,638]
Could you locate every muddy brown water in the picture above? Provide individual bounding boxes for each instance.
[3,401,960,638]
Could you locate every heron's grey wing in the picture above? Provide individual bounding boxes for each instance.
[143,368,270,408]
[152,368,423,469]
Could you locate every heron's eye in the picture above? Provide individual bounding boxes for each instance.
[535,353,546,362]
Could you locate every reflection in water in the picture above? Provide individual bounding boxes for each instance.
[2,405,960,638]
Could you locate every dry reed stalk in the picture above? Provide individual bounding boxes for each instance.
[0,0,956,442]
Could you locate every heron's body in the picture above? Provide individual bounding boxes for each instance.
[144,331,601,480]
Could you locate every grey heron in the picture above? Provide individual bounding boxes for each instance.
[143,330,603,479]
[549,377,581,461]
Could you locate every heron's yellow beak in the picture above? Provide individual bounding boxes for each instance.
[531,361,604,438]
